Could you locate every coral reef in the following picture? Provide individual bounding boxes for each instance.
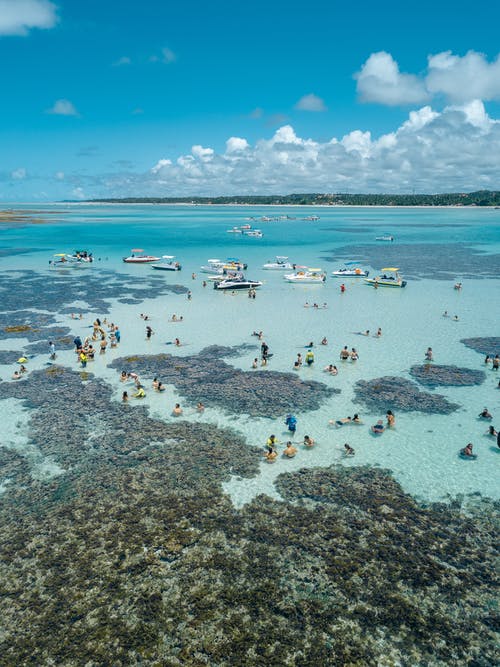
[322,243,500,280]
[409,364,486,387]
[461,337,500,356]
[109,345,338,417]
[354,376,460,414]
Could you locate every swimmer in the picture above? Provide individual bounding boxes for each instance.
[479,407,492,420]
[453,315,459,321]
[330,417,352,428]
[487,425,497,437]
[324,364,335,373]
[371,420,385,434]
[266,434,279,448]
[265,447,278,463]
[133,387,146,399]
[344,443,355,457]
[442,311,449,318]
[283,441,298,458]
[304,302,310,308]
[19,365,27,374]
[146,326,153,340]
[252,358,258,369]
[425,347,433,361]
[376,328,382,337]
[293,361,301,370]
[303,435,315,447]
[197,402,205,412]
[156,382,165,392]
[174,338,181,347]
[172,403,183,416]
[340,346,350,360]
[120,371,127,382]
[352,414,362,424]
[171,314,177,322]
[297,353,302,366]
[494,355,500,370]
[386,410,395,428]
[122,391,128,402]
[12,371,21,380]
[152,378,159,390]
[350,348,359,361]
[484,355,491,364]
[462,443,474,457]
[321,337,328,346]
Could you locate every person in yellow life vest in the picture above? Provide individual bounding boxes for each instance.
[133,386,146,398]
[266,434,278,448]
[79,351,87,368]
[305,349,314,365]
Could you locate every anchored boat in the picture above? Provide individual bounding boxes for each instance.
[365,268,406,288]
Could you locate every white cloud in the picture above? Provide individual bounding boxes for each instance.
[117,101,500,196]
[0,0,58,36]
[295,93,327,112]
[113,56,131,66]
[226,137,249,153]
[355,51,429,105]
[356,50,500,107]
[46,99,79,116]
[150,47,176,64]
[71,187,85,200]
[426,50,500,103]
[11,168,26,180]
[55,171,64,180]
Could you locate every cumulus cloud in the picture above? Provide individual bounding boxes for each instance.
[295,93,327,112]
[355,51,429,105]
[0,0,58,36]
[47,99,79,116]
[356,50,500,107]
[426,50,500,103]
[11,168,26,180]
[107,101,498,196]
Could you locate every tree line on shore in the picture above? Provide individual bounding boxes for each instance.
[87,190,500,207]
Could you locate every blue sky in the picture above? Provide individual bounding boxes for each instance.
[1,0,500,200]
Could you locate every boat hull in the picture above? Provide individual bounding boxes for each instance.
[151,264,182,271]
[331,270,369,277]
[365,278,406,288]
[214,280,262,290]
[123,256,160,263]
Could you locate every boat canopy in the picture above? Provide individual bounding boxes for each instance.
[308,268,322,272]
[382,267,399,272]
[162,255,175,259]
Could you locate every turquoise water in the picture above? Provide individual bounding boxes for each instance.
[1,204,499,505]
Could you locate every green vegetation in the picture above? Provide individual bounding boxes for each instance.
[88,190,500,206]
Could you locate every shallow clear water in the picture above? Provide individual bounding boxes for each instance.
[1,204,499,505]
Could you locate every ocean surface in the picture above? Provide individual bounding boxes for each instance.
[1,203,499,664]
[1,203,499,504]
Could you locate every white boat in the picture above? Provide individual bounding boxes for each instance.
[331,262,369,278]
[262,256,295,270]
[365,268,407,288]
[243,229,263,238]
[151,255,182,271]
[284,268,326,284]
[214,273,263,290]
[123,249,160,263]
[375,235,394,241]
[200,259,225,273]
[303,215,320,221]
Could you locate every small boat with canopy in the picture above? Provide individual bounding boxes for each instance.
[365,268,407,288]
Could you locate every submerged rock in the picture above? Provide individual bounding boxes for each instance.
[354,376,460,414]
[110,347,338,417]
[461,337,500,356]
[409,364,486,387]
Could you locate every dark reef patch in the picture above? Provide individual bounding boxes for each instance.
[409,364,486,387]
[0,269,188,324]
[461,337,500,356]
[109,345,337,417]
[321,242,500,280]
[354,376,460,414]
[0,350,22,364]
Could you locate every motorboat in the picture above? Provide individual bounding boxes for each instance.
[214,273,263,290]
[284,268,326,283]
[365,268,407,288]
[303,215,320,221]
[243,229,263,238]
[331,261,369,278]
[200,259,225,273]
[70,250,93,262]
[262,256,296,270]
[123,249,160,263]
[151,255,182,271]
[375,235,394,241]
